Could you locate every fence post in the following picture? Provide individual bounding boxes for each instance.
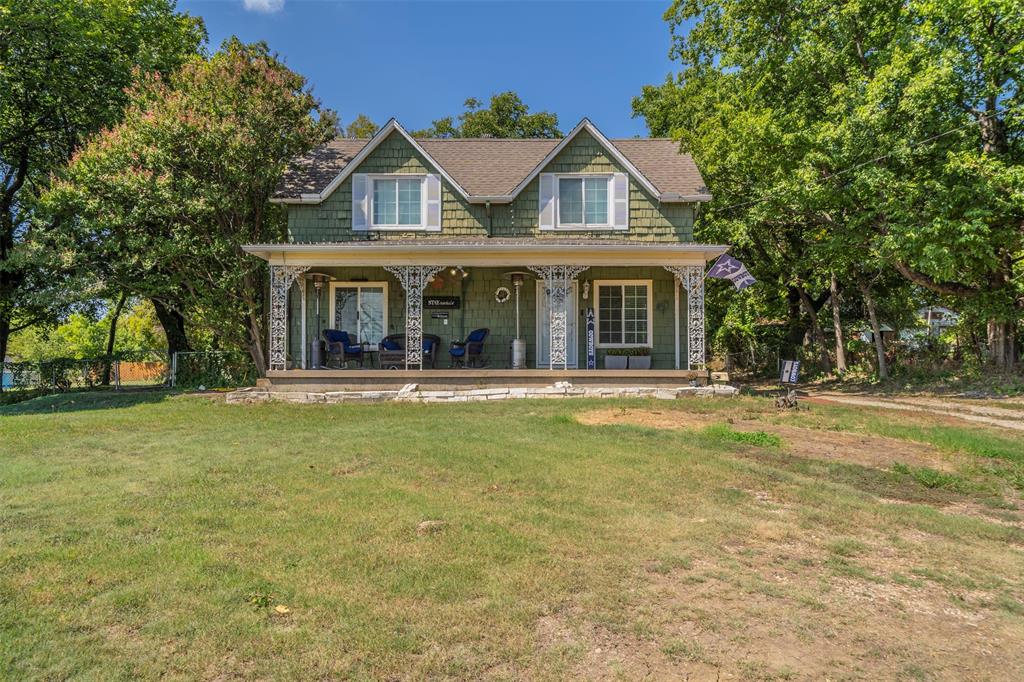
[170,352,178,388]
[114,359,121,391]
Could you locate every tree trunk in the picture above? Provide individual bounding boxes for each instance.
[859,280,888,379]
[783,286,807,358]
[100,292,128,386]
[151,298,190,360]
[987,320,1016,372]
[829,273,847,373]
[0,314,9,394]
[797,286,833,374]
[246,308,267,377]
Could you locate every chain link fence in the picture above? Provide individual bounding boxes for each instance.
[2,350,256,400]
[169,351,256,389]
[2,350,170,394]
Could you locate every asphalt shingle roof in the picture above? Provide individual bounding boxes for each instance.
[274,136,708,200]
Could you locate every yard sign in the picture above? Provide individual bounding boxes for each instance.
[780,360,800,385]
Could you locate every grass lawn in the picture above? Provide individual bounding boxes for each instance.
[2,392,1023,680]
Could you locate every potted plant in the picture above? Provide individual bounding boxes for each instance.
[628,347,652,369]
[603,348,629,369]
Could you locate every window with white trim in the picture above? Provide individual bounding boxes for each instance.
[595,280,652,347]
[370,176,424,228]
[557,175,611,228]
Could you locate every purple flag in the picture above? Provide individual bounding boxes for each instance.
[707,254,756,290]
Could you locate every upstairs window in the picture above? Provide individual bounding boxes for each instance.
[352,173,441,232]
[557,176,610,227]
[372,177,423,227]
[539,172,628,230]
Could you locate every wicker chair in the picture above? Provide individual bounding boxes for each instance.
[323,329,363,368]
[378,333,442,369]
[449,328,489,368]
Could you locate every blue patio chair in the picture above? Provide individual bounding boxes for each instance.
[323,329,363,368]
[449,328,489,368]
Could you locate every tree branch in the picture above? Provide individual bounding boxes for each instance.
[892,261,979,297]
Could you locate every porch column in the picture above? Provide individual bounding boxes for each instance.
[527,265,589,370]
[664,266,706,370]
[384,265,446,370]
[268,264,310,372]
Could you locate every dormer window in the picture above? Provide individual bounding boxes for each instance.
[538,172,629,231]
[351,173,443,231]
[372,176,424,228]
[558,176,609,227]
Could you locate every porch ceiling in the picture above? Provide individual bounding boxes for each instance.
[242,240,729,267]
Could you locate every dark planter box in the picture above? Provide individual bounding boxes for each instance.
[603,355,628,370]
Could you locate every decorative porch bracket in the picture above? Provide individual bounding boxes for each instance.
[384,265,446,370]
[528,265,589,369]
[664,265,706,370]
[269,264,310,371]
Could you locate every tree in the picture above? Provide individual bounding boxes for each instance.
[0,0,204,385]
[6,297,164,362]
[46,39,336,375]
[635,0,1023,374]
[413,92,562,138]
[344,114,379,139]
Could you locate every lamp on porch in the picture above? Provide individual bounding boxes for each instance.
[505,271,532,369]
[305,272,333,368]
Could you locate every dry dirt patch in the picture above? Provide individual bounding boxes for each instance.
[576,408,955,472]
[535,535,1024,680]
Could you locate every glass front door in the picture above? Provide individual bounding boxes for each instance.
[536,280,578,368]
[330,283,387,345]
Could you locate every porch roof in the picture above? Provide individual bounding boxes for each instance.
[242,239,729,267]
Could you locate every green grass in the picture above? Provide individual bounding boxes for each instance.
[1,392,1022,679]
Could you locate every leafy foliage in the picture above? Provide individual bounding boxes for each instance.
[45,39,336,375]
[0,0,203,379]
[634,0,1023,371]
[413,91,561,139]
[343,113,379,139]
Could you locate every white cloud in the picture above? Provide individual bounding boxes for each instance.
[243,0,284,13]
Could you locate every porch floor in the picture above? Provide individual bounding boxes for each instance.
[263,368,709,392]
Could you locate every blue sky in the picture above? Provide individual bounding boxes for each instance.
[177,0,681,137]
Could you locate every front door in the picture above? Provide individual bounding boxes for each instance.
[536,280,578,368]
[330,282,388,345]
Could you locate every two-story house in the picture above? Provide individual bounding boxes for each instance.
[244,118,726,388]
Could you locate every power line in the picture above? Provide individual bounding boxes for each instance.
[707,104,1019,215]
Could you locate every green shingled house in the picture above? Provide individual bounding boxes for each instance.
[244,118,726,388]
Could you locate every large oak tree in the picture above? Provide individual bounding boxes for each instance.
[0,0,203,377]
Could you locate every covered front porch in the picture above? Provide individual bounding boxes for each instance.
[244,241,727,387]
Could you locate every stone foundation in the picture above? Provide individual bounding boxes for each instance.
[225,382,739,405]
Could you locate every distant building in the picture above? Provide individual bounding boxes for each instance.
[918,306,958,337]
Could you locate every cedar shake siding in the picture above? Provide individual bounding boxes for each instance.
[284,128,701,244]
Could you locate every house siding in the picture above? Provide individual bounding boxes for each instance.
[286,129,696,243]
[288,266,686,370]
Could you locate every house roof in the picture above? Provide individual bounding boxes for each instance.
[273,119,710,204]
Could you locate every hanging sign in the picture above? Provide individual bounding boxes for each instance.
[424,295,460,309]
[780,360,801,385]
[586,308,596,370]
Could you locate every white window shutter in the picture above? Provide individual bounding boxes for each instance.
[424,174,442,231]
[352,174,368,231]
[612,173,629,230]
[539,173,555,230]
